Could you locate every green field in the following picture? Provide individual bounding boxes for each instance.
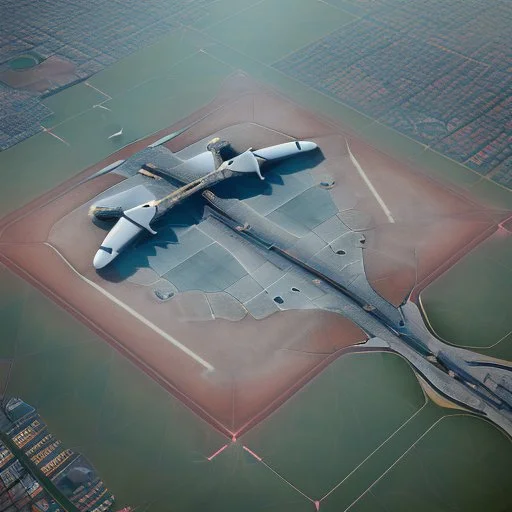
[1,265,510,511]
[343,415,512,512]
[9,54,40,70]
[242,352,426,499]
[421,233,512,361]
[205,0,356,64]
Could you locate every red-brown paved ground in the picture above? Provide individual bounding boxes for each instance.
[342,138,502,305]
[0,74,507,437]
[0,238,365,436]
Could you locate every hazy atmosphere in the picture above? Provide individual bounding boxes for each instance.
[0,1,510,511]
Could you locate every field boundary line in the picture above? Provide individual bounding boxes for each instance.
[342,413,483,511]
[320,397,428,501]
[418,295,510,350]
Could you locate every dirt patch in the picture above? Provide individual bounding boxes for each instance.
[417,375,467,412]
[0,56,78,93]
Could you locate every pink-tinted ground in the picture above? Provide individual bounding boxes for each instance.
[0,75,507,437]
[0,56,77,92]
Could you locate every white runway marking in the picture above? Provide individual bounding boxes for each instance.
[346,141,395,224]
[93,104,111,111]
[85,81,112,100]
[47,243,215,372]
[40,125,70,146]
